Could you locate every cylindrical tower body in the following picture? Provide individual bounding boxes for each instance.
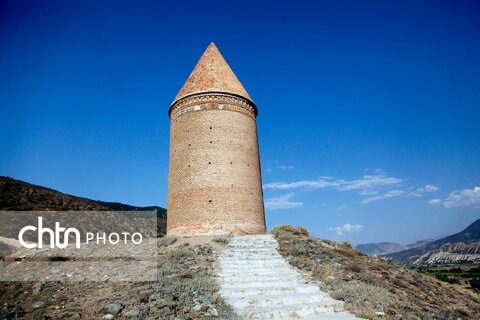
[167,43,266,236]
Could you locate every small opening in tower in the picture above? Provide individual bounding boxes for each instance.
[209,126,212,129]
[230,161,232,164]
[210,141,212,143]
[209,162,211,165]
[188,144,191,146]
[208,199,212,203]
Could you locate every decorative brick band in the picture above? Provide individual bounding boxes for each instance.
[169,92,257,120]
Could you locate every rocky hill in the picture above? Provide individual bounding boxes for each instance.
[414,242,480,265]
[272,225,480,319]
[385,219,480,265]
[0,176,167,235]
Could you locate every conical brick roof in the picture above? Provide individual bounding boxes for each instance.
[172,43,253,106]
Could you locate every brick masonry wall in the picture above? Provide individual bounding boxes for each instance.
[167,94,266,236]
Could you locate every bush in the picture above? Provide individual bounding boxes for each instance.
[344,261,363,273]
[336,242,362,257]
[292,244,308,255]
[166,247,194,261]
[270,225,309,237]
[158,236,178,247]
[469,277,480,289]
[435,274,460,284]
[312,264,338,285]
[358,271,383,286]
[331,281,397,319]
[293,226,309,236]
[213,236,229,244]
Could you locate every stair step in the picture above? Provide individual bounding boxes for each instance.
[220,285,320,299]
[230,292,344,309]
[244,302,343,319]
[218,275,302,286]
[217,234,360,319]
[221,280,302,290]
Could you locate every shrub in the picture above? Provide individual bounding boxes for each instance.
[270,225,309,237]
[184,276,218,293]
[158,236,177,247]
[292,244,308,255]
[344,261,363,273]
[469,277,480,290]
[336,242,362,257]
[213,236,229,244]
[435,274,460,284]
[331,281,396,319]
[312,264,339,285]
[270,225,296,236]
[358,271,384,286]
[293,226,309,236]
[166,247,194,261]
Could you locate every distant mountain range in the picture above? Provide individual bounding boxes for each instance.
[0,176,167,235]
[356,242,410,256]
[357,219,480,266]
[356,238,440,256]
[384,219,480,265]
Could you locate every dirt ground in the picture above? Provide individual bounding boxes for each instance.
[0,235,238,319]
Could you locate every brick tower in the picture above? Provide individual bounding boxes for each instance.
[167,43,266,236]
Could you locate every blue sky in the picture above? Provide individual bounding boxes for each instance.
[1,0,479,244]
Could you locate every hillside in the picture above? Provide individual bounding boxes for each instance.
[412,242,480,265]
[0,176,167,235]
[385,219,480,265]
[272,225,480,319]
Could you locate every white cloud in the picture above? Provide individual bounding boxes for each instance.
[263,179,340,190]
[362,185,439,204]
[361,189,406,204]
[264,171,438,205]
[428,186,480,209]
[358,190,379,196]
[264,193,303,210]
[409,184,440,197]
[418,184,439,193]
[336,205,348,211]
[428,199,442,206]
[263,173,402,191]
[328,223,364,236]
[338,174,402,191]
[278,165,294,170]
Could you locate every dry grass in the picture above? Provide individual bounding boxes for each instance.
[272,224,480,320]
[158,235,178,247]
[332,281,398,319]
[336,241,363,257]
[271,224,309,237]
[166,247,194,261]
[344,261,363,273]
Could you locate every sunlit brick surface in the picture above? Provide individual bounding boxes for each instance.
[167,94,265,236]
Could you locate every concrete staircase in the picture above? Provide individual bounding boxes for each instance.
[217,234,360,319]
